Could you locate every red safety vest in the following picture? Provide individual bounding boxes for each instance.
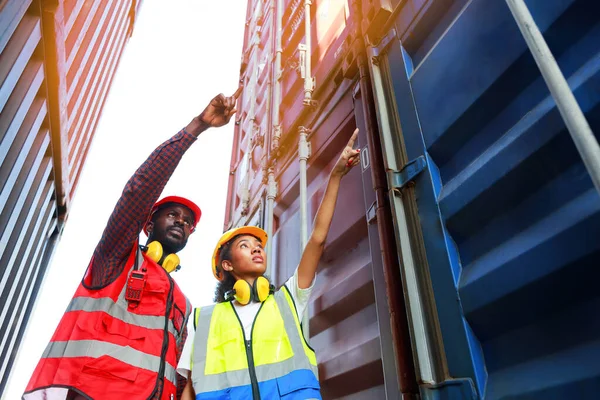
[24,245,191,400]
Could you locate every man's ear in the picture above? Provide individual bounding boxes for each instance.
[145,221,154,235]
[221,260,233,272]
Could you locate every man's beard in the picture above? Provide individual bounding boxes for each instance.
[161,236,187,254]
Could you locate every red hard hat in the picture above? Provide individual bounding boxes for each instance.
[143,196,202,235]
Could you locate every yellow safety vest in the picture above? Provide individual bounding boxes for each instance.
[191,285,320,399]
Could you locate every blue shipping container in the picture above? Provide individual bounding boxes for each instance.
[366,0,600,398]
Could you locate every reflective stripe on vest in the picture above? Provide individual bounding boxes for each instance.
[191,286,318,394]
[41,340,178,385]
[66,296,179,338]
[184,295,193,330]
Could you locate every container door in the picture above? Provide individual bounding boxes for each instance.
[369,0,600,398]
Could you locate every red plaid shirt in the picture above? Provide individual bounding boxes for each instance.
[89,128,197,398]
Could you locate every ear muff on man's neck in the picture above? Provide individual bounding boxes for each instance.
[141,241,181,273]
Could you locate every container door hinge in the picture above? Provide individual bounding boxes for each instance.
[389,156,427,190]
[420,378,478,400]
[366,200,378,225]
[371,29,397,62]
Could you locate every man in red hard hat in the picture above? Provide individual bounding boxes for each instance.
[23,86,243,400]
[143,195,203,266]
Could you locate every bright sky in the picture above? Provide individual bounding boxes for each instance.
[5,1,248,397]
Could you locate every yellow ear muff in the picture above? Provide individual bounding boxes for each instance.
[145,241,163,263]
[162,253,181,273]
[143,241,180,273]
[233,280,252,305]
[254,276,271,302]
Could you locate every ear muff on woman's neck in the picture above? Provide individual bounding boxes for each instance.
[232,279,252,305]
[141,241,181,273]
[254,276,271,302]
[227,276,273,305]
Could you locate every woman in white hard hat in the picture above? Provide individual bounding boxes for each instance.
[178,129,361,400]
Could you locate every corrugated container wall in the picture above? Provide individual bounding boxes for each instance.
[362,0,600,399]
[0,0,141,396]
[225,0,418,398]
[227,0,600,399]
